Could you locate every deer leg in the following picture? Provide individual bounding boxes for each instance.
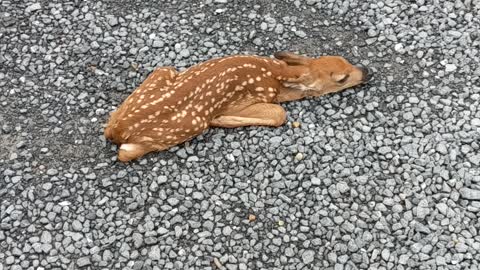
[210,103,286,128]
[274,88,308,103]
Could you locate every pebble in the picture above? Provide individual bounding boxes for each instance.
[403,112,414,121]
[311,177,321,186]
[295,30,307,38]
[72,220,83,231]
[471,118,480,126]
[469,155,480,166]
[445,64,457,72]
[149,246,161,260]
[77,257,91,267]
[302,250,315,264]
[158,175,168,184]
[40,231,52,243]
[460,188,480,200]
[25,3,41,12]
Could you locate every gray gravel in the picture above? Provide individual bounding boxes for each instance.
[1,0,480,269]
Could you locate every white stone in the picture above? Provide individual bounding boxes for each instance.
[26,3,41,12]
[445,64,457,72]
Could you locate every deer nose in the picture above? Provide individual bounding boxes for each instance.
[358,65,373,82]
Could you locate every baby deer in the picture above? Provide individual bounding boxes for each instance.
[104,52,371,162]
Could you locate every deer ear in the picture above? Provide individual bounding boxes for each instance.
[274,51,311,66]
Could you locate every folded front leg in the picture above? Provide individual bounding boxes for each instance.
[210,103,286,128]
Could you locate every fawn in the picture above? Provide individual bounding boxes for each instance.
[104,52,371,162]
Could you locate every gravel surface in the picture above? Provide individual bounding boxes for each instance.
[1,0,480,269]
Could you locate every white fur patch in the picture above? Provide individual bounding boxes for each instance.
[120,144,137,152]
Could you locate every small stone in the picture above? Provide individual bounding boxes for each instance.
[274,24,284,34]
[381,249,390,261]
[436,256,446,265]
[46,169,58,176]
[157,227,169,235]
[179,49,190,58]
[192,192,204,200]
[11,176,22,184]
[295,153,304,161]
[42,183,53,190]
[158,175,168,184]
[403,112,414,121]
[321,217,333,227]
[176,149,188,159]
[6,256,14,264]
[167,197,179,206]
[436,143,448,155]
[471,118,480,126]
[285,247,295,257]
[326,127,335,137]
[77,257,91,267]
[152,40,164,48]
[336,182,349,193]
[149,246,161,260]
[344,106,354,114]
[132,233,143,248]
[295,30,307,38]
[107,16,118,26]
[398,254,409,264]
[456,242,468,253]
[421,245,433,254]
[40,231,52,243]
[72,220,83,231]
[460,188,480,200]
[269,136,283,146]
[408,96,420,104]
[411,243,423,253]
[311,177,321,186]
[103,250,113,261]
[367,29,377,37]
[149,181,159,192]
[222,226,233,236]
[26,3,41,12]
[445,64,457,72]
[436,203,448,215]
[394,43,403,52]
[468,154,480,166]
[302,250,315,264]
[378,146,392,155]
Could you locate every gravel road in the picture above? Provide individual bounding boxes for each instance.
[1,0,480,269]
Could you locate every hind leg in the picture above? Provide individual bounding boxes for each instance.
[107,67,178,121]
[104,67,178,145]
